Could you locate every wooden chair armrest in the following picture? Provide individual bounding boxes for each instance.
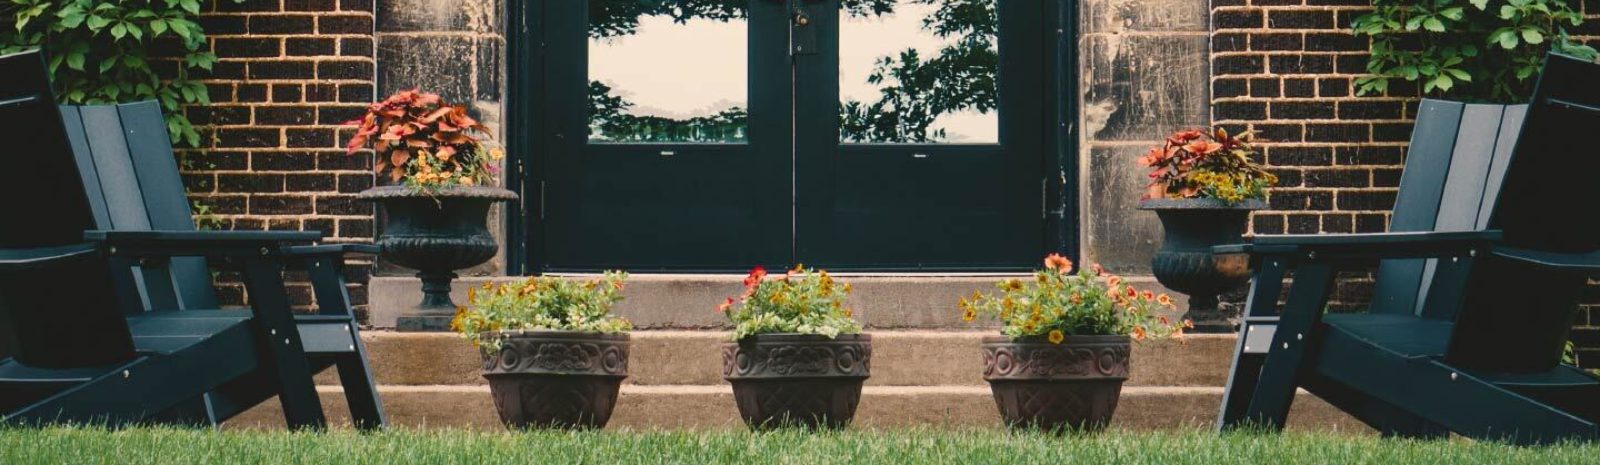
[0,243,98,272]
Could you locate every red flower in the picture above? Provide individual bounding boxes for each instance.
[743,266,767,288]
[716,297,734,313]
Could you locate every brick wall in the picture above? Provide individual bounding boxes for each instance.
[186,0,378,317]
[1211,0,1600,366]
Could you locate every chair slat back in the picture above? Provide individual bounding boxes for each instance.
[1446,53,1600,373]
[1369,101,1525,317]
[0,50,136,368]
[62,101,218,311]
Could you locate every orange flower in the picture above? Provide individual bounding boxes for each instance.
[1069,293,1083,305]
[1183,319,1196,329]
[716,297,734,314]
[1157,294,1173,307]
[1048,330,1065,344]
[1141,290,1154,301]
[1107,276,1122,287]
[1132,325,1148,341]
[1170,129,1206,143]
[1125,286,1137,298]
[1091,263,1106,276]
[1044,253,1073,272]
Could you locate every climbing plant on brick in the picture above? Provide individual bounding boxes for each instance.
[1351,0,1596,103]
[2,0,243,147]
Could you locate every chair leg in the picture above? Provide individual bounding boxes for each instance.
[1242,262,1335,431]
[1220,257,1284,431]
[304,253,386,430]
[241,258,327,431]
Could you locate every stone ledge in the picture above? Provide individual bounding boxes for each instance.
[368,275,1187,329]
[329,331,1235,387]
[229,385,1368,432]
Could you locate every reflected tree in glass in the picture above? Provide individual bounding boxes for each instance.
[586,0,997,144]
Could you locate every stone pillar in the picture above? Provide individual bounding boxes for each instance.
[373,0,509,277]
[1078,0,1212,274]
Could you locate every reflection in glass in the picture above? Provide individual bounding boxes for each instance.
[588,2,748,143]
[840,0,998,143]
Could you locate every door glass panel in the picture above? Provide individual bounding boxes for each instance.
[840,0,999,144]
[588,2,748,143]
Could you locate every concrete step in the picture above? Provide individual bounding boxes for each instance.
[331,331,1236,387]
[368,275,1187,329]
[229,385,1367,433]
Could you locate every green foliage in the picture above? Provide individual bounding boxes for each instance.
[719,266,862,341]
[961,254,1183,340]
[453,272,634,349]
[585,0,997,143]
[1351,0,1597,103]
[1,0,239,147]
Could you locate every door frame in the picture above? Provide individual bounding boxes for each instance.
[504,0,1080,274]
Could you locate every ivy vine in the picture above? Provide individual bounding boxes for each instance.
[1351,0,1597,103]
[2,0,244,147]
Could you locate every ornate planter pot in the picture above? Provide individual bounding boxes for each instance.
[358,185,517,331]
[982,334,1130,431]
[721,333,871,429]
[480,331,629,429]
[1138,198,1264,333]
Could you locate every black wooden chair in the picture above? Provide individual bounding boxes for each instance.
[0,49,383,430]
[1216,53,1600,445]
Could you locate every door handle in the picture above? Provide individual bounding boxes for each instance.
[790,6,817,56]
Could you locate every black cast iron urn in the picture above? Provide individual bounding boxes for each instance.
[359,185,517,331]
[1138,198,1264,333]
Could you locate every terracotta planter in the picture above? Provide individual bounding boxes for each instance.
[982,334,1130,431]
[1138,198,1264,333]
[480,331,629,429]
[721,333,871,429]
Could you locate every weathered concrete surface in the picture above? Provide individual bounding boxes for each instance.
[373,0,508,278]
[1077,0,1214,277]
[229,385,1368,433]
[318,331,1234,387]
[1083,146,1165,274]
[369,275,1187,329]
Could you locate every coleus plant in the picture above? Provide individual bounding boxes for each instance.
[1139,128,1277,203]
[345,89,503,189]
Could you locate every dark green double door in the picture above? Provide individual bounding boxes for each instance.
[531,0,1048,271]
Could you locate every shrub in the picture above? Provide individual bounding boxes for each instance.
[718,265,863,341]
[1352,0,1597,103]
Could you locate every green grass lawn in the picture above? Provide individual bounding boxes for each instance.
[1,427,1595,464]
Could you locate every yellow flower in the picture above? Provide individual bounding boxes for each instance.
[962,307,977,322]
[489,148,506,161]
[1048,329,1065,344]
[450,306,469,332]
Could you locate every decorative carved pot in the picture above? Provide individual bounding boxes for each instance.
[1138,198,1264,333]
[983,334,1131,431]
[358,185,517,331]
[479,331,629,429]
[721,333,871,430]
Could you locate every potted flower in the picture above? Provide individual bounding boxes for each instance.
[1136,128,1276,333]
[718,265,869,429]
[961,253,1186,431]
[451,272,633,429]
[347,89,517,331]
